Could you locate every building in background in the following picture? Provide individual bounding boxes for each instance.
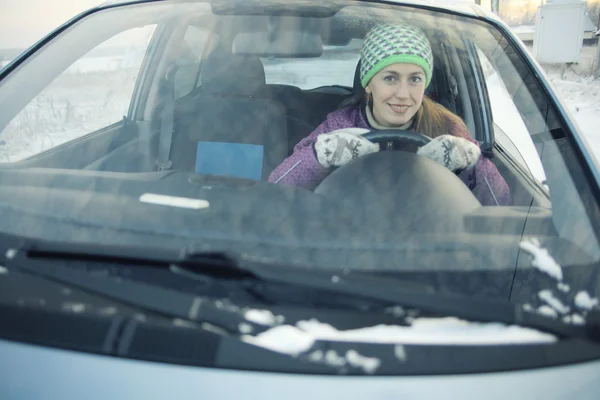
[496,0,599,27]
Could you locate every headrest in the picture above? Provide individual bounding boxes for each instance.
[201,51,266,96]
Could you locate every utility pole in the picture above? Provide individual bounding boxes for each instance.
[595,28,600,79]
[595,12,600,79]
[491,0,500,15]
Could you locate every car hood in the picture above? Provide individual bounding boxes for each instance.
[1,338,599,399]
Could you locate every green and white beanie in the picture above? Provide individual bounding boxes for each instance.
[360,23,434,88]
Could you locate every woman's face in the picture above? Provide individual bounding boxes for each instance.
[365,63,426,127]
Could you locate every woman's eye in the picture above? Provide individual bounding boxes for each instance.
[383,75,396,82]
[410,76,423,84]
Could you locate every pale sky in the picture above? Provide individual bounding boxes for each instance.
[0,0,101,49]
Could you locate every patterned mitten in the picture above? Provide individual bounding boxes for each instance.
[416,134,481,172]
[314,128,379,168]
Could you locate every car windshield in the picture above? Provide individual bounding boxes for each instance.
[0,0,599,338]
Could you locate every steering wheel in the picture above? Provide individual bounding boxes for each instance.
[314,128,480,235]
[362,129,431,149]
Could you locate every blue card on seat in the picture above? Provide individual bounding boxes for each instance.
[195,142,264,180]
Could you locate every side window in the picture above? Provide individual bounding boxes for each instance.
[174,26,217,99]
[1,25,156,162]
[476,47,546,184]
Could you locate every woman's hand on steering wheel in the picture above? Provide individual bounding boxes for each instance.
[314,128,378,168]
[416,135,481,172]
[360,129,481,173]
[315,128,480,173]
[315,128,434,169]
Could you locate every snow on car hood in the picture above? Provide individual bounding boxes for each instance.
[242,316,556,354]
[240,316,556,373]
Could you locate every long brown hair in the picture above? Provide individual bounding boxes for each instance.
[413,96,470,140]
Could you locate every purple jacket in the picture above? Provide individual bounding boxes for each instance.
[268,106,511,206]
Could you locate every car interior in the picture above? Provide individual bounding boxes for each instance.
[91,11,550,209]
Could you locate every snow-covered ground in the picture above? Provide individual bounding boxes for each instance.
[537,45,600,151]
[552,76,600,147]
[0,68,137,162]
[0,49,145,162]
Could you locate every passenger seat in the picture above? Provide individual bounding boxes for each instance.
[261,84,315,155]
[171,51,288,180]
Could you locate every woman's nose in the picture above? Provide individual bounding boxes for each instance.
[394,81,409,98]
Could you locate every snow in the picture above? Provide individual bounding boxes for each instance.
[394,344,407,361]
[242,316,555,372]
[242,325,315,355]
[534,45,600,161]
[519,238,564,281]
[238,323,254,334]
[572,314,586,325]
[242,317,556,360]
[562,314,586,325]
[307,349,380,373]
[0,266,7,274]
[323,350,347,367]
[0,33,152,162]
[0,66,135,162]
[173,318,196,328]
[538,290,570,314]
[537,305,559,318]
[244,309,285,326]
[574,291,600,310]
[557,283,571,293]
[214,299,242,313]
[511,25,535,34]
[308,349,324,362]
[385,306,407,317]
[98,307,118,316]
[345,350,382,374]
[5,249,17,259]
[548,76,600,148]
[61,302,86,313]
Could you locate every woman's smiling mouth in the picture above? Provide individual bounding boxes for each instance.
[389,104,411,113]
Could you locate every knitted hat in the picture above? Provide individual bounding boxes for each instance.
[360,23,434,88]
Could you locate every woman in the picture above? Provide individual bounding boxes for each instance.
[268,23,511,206]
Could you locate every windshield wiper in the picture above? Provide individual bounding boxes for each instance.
[6,239,599,343]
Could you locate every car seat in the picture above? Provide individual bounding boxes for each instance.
[170,51,288,180]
